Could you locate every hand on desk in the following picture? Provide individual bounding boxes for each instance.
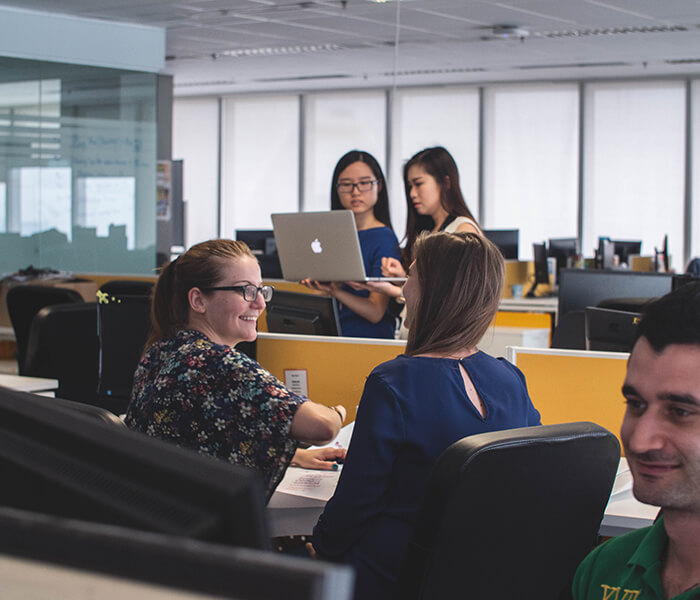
[292,447,347,470]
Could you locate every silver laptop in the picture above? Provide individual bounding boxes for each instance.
[271,211,406,282]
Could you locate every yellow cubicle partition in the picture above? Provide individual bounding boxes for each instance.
[493,311,551,330]
[507,346,628,449]
[257,332,406,419]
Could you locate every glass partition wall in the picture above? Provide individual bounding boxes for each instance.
[0,57,157,276]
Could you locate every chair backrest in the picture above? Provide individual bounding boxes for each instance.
[24,302,99,407]
[596,297,652,313]
[7,284,85,374]
[41,395,126,427]
[99,280,154,297]
[97,294,152,415]
[396,422,620,600]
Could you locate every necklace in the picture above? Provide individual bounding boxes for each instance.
[444,349,478,361]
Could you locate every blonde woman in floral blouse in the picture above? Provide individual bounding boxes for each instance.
[125,239,346,500]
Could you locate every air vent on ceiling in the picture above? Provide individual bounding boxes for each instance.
[174,80,236,88]
[254,74,352,82]
[517,62,630,70]
[383,66,486,76]
[535,25,688,39]
[665,58,700,64]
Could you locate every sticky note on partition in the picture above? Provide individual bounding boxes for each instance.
[284,369,308,397]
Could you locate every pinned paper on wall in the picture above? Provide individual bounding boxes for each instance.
[156,160,171,221]
[284,369,308,397]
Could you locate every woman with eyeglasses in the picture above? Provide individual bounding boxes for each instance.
[125,239,347,501]
[308,232,540,600]
[301,150,401,339]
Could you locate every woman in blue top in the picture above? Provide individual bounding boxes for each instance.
[309,231,541,600]
[302,150,401,339]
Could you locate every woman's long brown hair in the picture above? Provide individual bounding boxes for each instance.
[406,231,504,356]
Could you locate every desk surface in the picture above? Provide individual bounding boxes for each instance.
[499,296,558,313]
[268,457,657,539]
[0,374,58,393]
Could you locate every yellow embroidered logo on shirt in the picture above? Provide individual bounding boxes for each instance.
[600,585,641,600]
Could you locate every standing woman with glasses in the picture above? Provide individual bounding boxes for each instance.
[125,239,347,501]
[301,150,401,339]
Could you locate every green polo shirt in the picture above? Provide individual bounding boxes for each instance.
[573,515,700,599]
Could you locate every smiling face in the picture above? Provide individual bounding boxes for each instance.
[406,164,445,219]
[190,256,265,347]
[336,161,379,219]
[621,336,700,513]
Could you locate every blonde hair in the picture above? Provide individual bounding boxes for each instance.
[147,239,256,347]
[406,231,504,356]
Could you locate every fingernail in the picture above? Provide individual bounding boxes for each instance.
[332,463,339,471]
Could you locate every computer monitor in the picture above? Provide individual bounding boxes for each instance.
[655,233,669,272]
[482,229,519,259]
[235,229,283,279]
[597,237,615,270]
[672,273,700,291]
[558,268,673,319]
[0,387,269,550]
[584,307,641,352]
[0,506,354,600]
[266,290,341,336]
[547,238,578,280]
[611,240,642,268]
[527,243,549,298]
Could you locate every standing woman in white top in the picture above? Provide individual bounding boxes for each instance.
[382,146,480,280]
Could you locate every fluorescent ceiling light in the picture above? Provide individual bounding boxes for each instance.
[215,43,343,58]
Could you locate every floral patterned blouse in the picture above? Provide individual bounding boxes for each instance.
[125,329,306,501]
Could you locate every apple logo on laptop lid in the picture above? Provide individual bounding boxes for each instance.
[311,238,323,254]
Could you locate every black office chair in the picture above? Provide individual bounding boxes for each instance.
[550,309,586,350]
[7,284,85,374]
[97,293,152,415]
[24,302,99,407]
[99,279,154,297]
[596,297,652,313]
[396,422,620,600]
[34,393,126,427]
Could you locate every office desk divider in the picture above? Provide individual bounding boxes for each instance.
[506,346,628,449]
[267,345,655,539]
[256,332,406,419]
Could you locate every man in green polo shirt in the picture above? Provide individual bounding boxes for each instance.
[573,283,700,600]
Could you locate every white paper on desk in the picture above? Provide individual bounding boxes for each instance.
[308,421,355,452]
[276,468,340,502]
[275,423,355,503]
